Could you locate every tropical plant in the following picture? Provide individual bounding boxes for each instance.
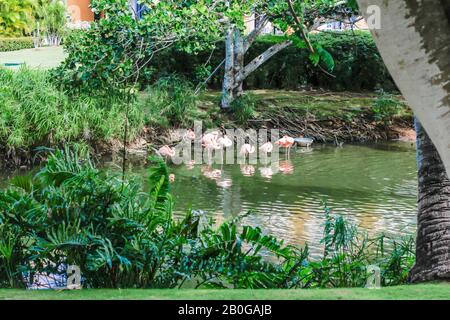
[230,93,257,124]
[0,0,36,37]
[54,0,227,92]
[371,90,403,123]
[142,76,199,128]
[0,148,416,289]
[34,0,67,46]
[0,68,144,161]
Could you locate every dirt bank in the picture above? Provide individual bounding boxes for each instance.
[0,90,415,170]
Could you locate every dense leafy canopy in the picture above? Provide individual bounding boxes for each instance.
[56,0,359,91]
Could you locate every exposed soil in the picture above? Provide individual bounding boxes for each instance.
[0,90,415,170]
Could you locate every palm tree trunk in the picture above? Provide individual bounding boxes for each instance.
[409,118,450,282]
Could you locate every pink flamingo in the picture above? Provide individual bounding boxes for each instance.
[183,129,196,142]
[259,142,273,155]
[275,135,295,158]
[239,143,256,162]
[202,131,222,163]
[159,145,176,159]
[202,131,220,147]
[217,135,233,148]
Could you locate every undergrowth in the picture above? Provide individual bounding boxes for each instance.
[0,148,416,289]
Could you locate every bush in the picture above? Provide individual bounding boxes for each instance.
[0,68,144,150]
[230,93,257,124]
[0,149,415,289]
[0,0,35,37]
[370,90,404,123]
[148,31,397,92]
[0,37,34,52]
[141,76,199,128]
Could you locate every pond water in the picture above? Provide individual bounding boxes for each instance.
[137,141,418,255]
[0,142,418,256]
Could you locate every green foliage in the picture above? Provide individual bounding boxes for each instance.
[230,93,257,124]
[0,68,144,150]
[371,90,404,123]
[0,0,36,37]
[34,0,67,45]
[141,76,199,128]
[306,206,415,288]
[54,0,227,91]
[149,32,397,92]
[0,149,415,289]
[0,37,34,51]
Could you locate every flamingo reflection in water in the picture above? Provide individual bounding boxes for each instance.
[201,165,233,188]
[259,167,274,179]
[279,160,294,175]
[240,164,256,176]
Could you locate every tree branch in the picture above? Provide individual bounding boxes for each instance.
[235,40,292,84]
[243,16,269,52]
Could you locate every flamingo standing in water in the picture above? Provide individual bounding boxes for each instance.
[217,135,233,148]
[159,145,176,160]
[259,142,273,155]
[202,132,221,163]
[275,135,295,158]
[239,143,256,162]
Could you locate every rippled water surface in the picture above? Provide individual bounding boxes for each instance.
[0,142,418,254]
[165,142,418,254]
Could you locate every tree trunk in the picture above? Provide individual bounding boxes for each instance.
[220,23,235,110]
[357,0,450,177]
[220,34,291,109]
[233,27,245,99]
[220,17,291,109]
[409,119,450,282]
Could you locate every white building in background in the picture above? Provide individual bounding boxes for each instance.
[244,14,369,35]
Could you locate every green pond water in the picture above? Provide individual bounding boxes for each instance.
[0,142,418,255]
[141,142,418,254]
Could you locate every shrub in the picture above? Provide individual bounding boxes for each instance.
[141,76,199,128]
[230,93,257,124]
[0,37,34,51]
[0,68,144,150]
[371,90,404,123]
[0,0,35,37]
[148,31,397,92]
[0,149,416,289]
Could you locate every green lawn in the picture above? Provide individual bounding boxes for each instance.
[1,283,449,300]
[0,46,66,70]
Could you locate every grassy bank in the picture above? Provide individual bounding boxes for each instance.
[1,283,449,300]
[193,89,413,143]
[0,67,413,169]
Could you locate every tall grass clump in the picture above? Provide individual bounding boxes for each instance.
[141,75,199,128]
[230,93,257,124]
[370,90,405,124]
[305,206,415,288]
[0,148,416,289]
[0,68,144,152]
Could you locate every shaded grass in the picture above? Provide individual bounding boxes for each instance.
[198,90,411,123]
[0,283,449,300]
